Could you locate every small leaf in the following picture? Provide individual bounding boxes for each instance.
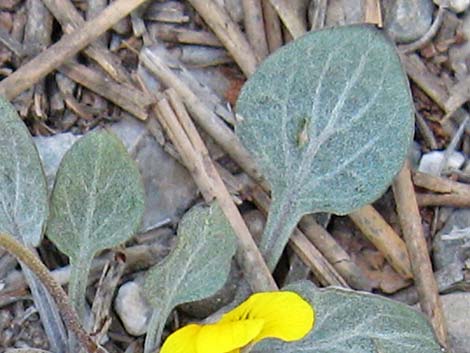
[253,281,442,353]
[0,97,48,246]
[47,130,145,321]
[235,25,414,269]
[144,203,237,309]
[143,203,237,349]
[47,130,145,262]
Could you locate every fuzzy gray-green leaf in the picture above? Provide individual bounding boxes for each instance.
[253,281,442,353]
[144,203,237,310]
[235,25,414,269]
[47,130,145,262]
[0,97,48,246]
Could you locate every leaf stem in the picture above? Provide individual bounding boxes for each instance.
[259,195,300,271]
[0,232,104,353]
[144,307,168,353]
[68,257,93,352]
[69,258,92,321]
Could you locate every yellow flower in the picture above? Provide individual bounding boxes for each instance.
[160,291,315,353]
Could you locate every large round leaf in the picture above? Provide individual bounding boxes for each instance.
[235,25,414,268]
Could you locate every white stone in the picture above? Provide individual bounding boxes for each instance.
[418,150,465,175]
[434,0,470,13]
[114,281,152,336]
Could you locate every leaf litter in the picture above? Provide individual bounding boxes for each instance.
[0,1,469,353]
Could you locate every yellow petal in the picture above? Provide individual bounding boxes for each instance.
[220,291,315,343]
[196,319,264,353]
[160,324,201,353]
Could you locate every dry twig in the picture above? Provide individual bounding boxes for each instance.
[150,24,222,47]
[242,0,269,60]
[308,0,327,30]
[1,241,172,301]
[267,0,307,38]
[349,205,413,279]
[400,53,448,111]
[186,0,259,77]
[41,0,132,84]
[415,112,438,150]
[298,215,372,290]
[90,254,126,343]
[0,233,106,353]
[59,62,153,120]
[262,0,283,52]
[140,48,263,182]
[414,171,470,207]
[0,27,25,57]
[392,161,448,348]
[364,0,382,26]
[153,88,277,292]
[0,0,148,100]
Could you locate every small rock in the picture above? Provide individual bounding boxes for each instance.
[418,150,465,175]
[440,293,470,353]
[114,281,152,336]
[382,0,434,43]
[434,0,470,13]
[111,116,199,231]
[34,133,80,190]
[433,208,470,269]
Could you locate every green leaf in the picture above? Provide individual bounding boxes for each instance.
[235,25,414,269]
[143,203,237,350]
[253,281,442,353]
[0,97,48,246]
[47,130,145,261]
[47,130,145,319]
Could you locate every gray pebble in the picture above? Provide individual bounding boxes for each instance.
[383,0,435,43]
[440,293,470,353]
